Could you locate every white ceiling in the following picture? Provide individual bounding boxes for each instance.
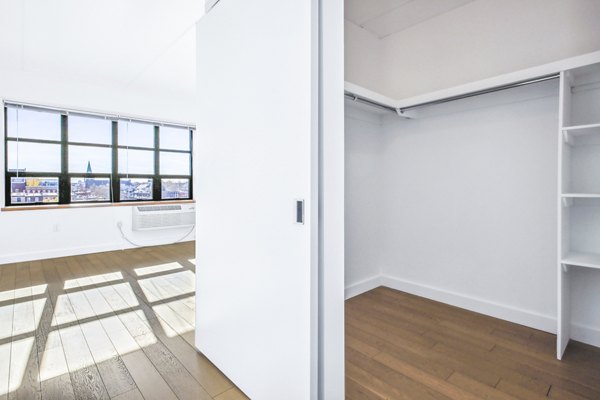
[0,0,204,97]
[0,0,478,100]
[345,0,476,38]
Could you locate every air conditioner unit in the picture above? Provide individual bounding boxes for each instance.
[132,204,195,231]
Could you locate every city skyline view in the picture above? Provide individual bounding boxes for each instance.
[9,160,190,204]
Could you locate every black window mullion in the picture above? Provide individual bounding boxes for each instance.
[189,129,193,200]
[112,121,119,203]
[4,107,9,207]
[60,114,69,204]
[153,126,160,201]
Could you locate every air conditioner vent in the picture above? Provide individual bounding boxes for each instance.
[132,203,195,231]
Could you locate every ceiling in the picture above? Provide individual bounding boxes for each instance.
[0,0,204,97]
[345,0,475,38]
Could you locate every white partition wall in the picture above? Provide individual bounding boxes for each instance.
[195,0,320,398]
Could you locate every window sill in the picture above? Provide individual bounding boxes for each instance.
[1,199,195,212]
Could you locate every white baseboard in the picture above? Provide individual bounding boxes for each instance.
[345,275,382,299]
[380,274,556,333]
[345,273,600,348]
[0,243,124,265]
[572,323,600,349]
[0,237,194,265]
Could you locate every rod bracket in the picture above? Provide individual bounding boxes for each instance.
[395,108,414,119]
[562,263,570,273]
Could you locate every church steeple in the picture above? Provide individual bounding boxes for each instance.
[86,161,92,174]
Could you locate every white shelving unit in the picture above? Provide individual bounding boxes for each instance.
[558,61,600,359]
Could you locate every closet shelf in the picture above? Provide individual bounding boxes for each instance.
[562,252,600,270]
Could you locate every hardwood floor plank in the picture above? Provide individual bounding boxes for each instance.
[135,334,212,400]
[121,350,178,400]
[111,388,145,400]
[142,315,234,397]
[447,372,518,400]
[213,387,249,400]
[0,264,16,400]
[345,376,386,400]
[347,347,451,400]
[9,263,41,400]
[38,345,75,400]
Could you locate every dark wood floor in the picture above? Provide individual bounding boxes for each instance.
[346,287,600,400]
[0,242,247,400]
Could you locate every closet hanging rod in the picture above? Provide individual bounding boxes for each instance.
[344,91,398,113]
[345,73,560,116]
[398,73,560,112]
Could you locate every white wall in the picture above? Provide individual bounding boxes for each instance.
[344,81,600,346]
[378,82,558,327]
[344,103,384,296]
[0,67,196,265]
[346,0,600,100]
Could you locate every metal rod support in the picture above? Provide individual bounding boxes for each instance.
[343,92,397,113]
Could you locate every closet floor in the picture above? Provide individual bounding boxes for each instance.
[346,287,600,400]
[0,242,248,400]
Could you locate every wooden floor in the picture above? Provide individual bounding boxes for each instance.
[0,242,248,400]
[346,287,600,400]
[6,245,600,400]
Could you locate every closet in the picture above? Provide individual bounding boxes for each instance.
[343,6,600,360]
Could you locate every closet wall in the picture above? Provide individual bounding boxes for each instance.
[378,82,562,333]
[344,103,383,293]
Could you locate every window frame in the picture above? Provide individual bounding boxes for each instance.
[4,105,193,207]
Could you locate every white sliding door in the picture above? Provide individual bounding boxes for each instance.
[195,0,319,399]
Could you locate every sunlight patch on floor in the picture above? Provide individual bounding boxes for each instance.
[8,337,35,393]
[39,344,69,381]
[12,298,46,337]
[134,262,182,277]
[0,341,10,396]
[0,284,47,303]
[52,283,138,327]
[153,303,194,337]
[40,311,159,382]
[64,272,123,290]
[139,272,194,302]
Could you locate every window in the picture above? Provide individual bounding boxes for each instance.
[4,104,193,206]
